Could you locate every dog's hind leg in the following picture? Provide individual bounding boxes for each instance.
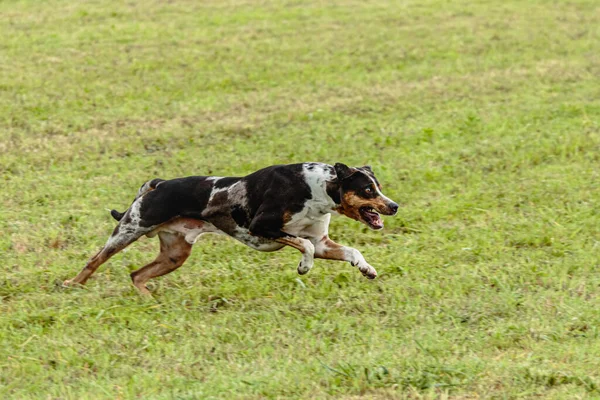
[64,227,143,286]
[65,201,153,287]
[129,231,192,295]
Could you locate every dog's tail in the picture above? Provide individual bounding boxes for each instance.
[110,178,165,222]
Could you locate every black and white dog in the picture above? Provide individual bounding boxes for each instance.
[64,163,398,295]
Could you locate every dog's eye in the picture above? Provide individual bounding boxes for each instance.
[365,187,372,194]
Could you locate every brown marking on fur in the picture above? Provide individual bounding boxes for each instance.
[282,210,294,224]
[335,190,390,222]
[276,237,308,253]
[64,238,136,286]
[315,238,346,260]
[182,219,205,230]
[130,231,192,295]
[314,237,377,279]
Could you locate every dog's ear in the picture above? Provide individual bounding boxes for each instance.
[334,163,355,181]
[362,165,373,173]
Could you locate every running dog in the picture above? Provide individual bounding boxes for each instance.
[64,162,398,295]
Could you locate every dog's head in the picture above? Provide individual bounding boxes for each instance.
[332,163,398,230]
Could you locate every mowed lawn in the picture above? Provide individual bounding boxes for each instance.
[1,0,600,398]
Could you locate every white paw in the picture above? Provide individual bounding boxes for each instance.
[357,262,377,279]
[297,255,314,275]
[62,279,78,288]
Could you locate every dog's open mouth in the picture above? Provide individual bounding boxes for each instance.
[359,207,383,230]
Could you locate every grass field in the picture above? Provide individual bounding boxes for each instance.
[1,0,600,398]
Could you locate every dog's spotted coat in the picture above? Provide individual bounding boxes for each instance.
[65,162,398,295]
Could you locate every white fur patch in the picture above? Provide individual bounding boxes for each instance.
[227,180,248,207]
[281,163,336,238]
[106,198,157,248]
[302,163,337,216]
[207,185,228,203]
[366,174,393,205]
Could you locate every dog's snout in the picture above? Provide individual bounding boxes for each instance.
[388,202,399,215]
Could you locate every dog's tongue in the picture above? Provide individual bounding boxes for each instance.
[372,215,383,229]
[367,212,383,229]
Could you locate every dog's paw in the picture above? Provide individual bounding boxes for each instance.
[61,279,85,289]
[297,260,312,275]
[357,263,377,279]
[297,254,314,275]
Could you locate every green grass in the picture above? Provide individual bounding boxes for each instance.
[1,0,600,398]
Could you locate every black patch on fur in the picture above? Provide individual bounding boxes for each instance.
[138,176,214,227]
[334,163,356,181]
[231,205,250,228]
[360,166,381,189]
[214,177,240,189]
[326,180,341,204]
[340,170,378,198]
[243,164,311,239]
[148,178,165,188]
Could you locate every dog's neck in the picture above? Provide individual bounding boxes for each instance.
[325,179,342,207]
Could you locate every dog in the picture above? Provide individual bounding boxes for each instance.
[64,162,398,295]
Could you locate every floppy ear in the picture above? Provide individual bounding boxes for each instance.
[362,165,373,173]
[334,163,354,181]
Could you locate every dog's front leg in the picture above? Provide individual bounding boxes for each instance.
[275,237,315,275]
[248,211,315,274]
[314,237,377,279]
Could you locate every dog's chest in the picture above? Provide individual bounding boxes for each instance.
[281,167,336,237]
[283,200,330,237]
